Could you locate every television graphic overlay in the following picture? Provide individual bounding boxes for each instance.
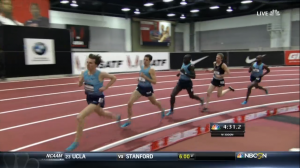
[140,21,171,46]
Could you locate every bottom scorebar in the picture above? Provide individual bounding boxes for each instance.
[211,132,244,137]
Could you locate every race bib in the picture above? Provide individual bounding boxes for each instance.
[98,97,104,103]
[138,77,146,82]
[220,81,225,84]
[84,85,94,91]
[256,77,260,81]
[214,71,220,75]
[253,69,259,72]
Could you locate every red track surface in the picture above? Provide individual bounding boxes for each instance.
[0,67,299,151]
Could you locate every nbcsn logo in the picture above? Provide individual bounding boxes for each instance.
[211,124,221,131]
[237,153,267,159]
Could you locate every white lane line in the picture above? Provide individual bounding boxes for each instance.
[1,66,296,83]
[289,148,300,151]
[0,78,298,115]
[9,91,299,151]
[93,100,300,151]
[0,70,298,92]
[0,85,298,131]
[0,73,298,100]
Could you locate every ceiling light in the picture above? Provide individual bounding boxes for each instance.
[70,1,78,7]
[60,0,69,4]
[122,8,130,11]
[180,14,185,19]
[210,6,219,9]
[227,6,233,12]
[180,0,187,5]
[167,13,175,17]
[144,2,154,7]
[190,9,199,13]
[163,0,173,2]
[134,9,140,14]
[241,0,252,4]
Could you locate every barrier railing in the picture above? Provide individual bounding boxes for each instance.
[91,100,299,151]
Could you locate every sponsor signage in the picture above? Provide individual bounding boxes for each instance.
[72,52,170,74]
[285,50,300,66]
[169,52,228,69]
[23,38,56,65]
[227,51,284,66]
[66,25,90,48]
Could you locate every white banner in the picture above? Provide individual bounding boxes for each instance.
[24,38,55,65]
[72,52,170,74]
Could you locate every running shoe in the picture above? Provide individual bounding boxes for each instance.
[116,115,121,126]
[229,86,235,91]
[66,142,79,151]
[161,109,165,119]
[166,110,173,116]
[202,108,209,112]
[121,121,131,128]
[241,101,247,105]
[265,88,269,94]
[200,97,204,106]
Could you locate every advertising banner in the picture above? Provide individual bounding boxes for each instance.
[0,0,50,27]
[284,50,300,66]
[227,51,284,66]
[140,21,171,46]
[170,52,228,69]
[72,52,170,74]
[24,38,55,65]
[66,25,90,48]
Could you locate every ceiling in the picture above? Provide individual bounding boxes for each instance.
[51,0,300,22]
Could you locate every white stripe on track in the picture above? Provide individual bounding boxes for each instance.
[0,84,298,131]
[0,69,298,92]
[9,91,299,151]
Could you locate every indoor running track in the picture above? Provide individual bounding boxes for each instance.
[0,66,299,152]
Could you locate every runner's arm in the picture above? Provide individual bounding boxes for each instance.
[145,68,157,84]
[100,72,117,89]
[249,63,253,73]
[78,72,84,87]
[185,65,196,79]
[262,65,270,77]
[221,63,230,77]
[206,62,215,72]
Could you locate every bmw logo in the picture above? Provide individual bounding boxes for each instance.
[33,42,47,55]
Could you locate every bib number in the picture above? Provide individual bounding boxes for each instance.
[214,71,220,75]
[256,77,260,81]
[253,69,259,72]
[84,85,94,91]
[138,77,146,82]
[98,98,104,103]
[220,81,225,84]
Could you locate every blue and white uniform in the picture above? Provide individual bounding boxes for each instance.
[83,70,105,107]
[177,63,193,90]
[250,62,264,83]
[136,66,154,97]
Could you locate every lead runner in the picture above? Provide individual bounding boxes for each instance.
[66,54,121,151]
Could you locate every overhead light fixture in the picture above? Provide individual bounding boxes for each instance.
[241,0,252,4]
[60,0,69,4]
[190,9,199,13]
[134,9,140,14]
[180,0,187,5]
[163,0,173,2]
[180,14,185,19]
[122,7,131,11]
[227,6,233,12]
[167,13,175,17]
[210,6,219,9]
[144,2,154,7]
[70,1,78,7]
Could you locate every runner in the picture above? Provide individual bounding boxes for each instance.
[202,53,235,112]
[166,54,204,116]
[121,54,165,128]
[242,55,269,105]
[66,54,121,151]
